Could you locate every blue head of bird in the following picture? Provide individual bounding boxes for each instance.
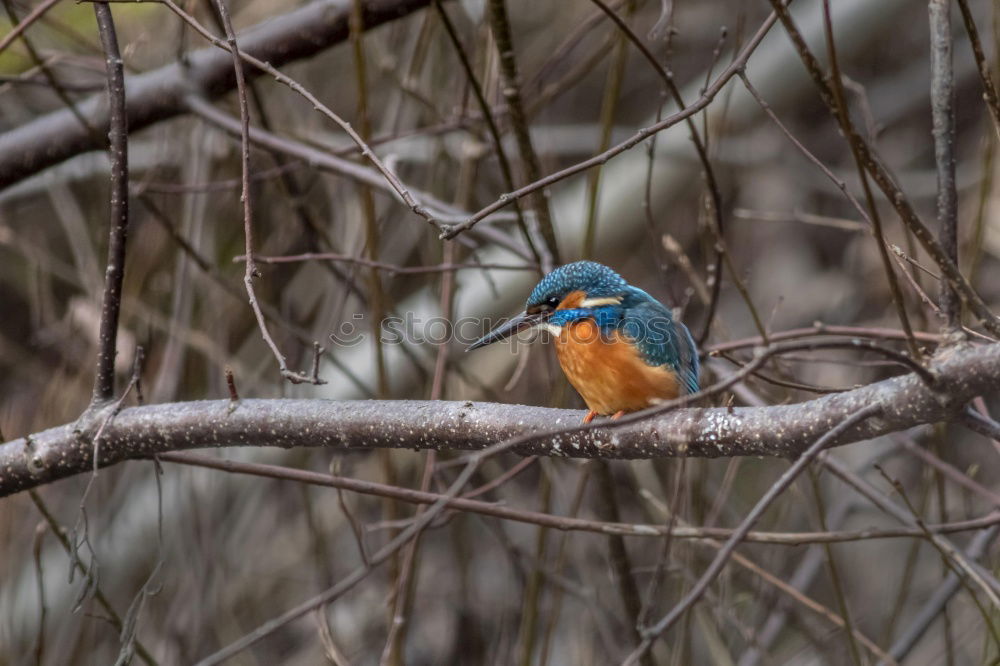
[469,261,700,419]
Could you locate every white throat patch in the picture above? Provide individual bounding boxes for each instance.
[579,296,622,308]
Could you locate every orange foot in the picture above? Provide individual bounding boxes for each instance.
[583,410,598,424]
[611,410,626,420]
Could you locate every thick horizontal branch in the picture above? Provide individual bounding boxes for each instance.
[1,343,998,498]
[0,0,431,189]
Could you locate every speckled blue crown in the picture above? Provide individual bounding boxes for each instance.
[527,261,627,307]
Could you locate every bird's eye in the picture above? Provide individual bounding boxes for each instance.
[528,297,561,315]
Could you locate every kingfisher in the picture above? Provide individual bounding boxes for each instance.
[468,261,700,423]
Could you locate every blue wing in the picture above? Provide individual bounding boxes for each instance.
[618,287,700,395]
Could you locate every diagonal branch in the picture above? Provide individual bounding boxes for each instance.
[208,0,325,385]
[486,0,560,267]
[820,0,920,358]
[441,9,781,239]
[955,0,1000,139]
[767,0,1000,338]
[0,0,435,190]
[2,342,998,498]
[625,404,883,664]
[431,0,542,267]
[161,0,437,229]
[0,0,59,55]
[883,524,1000,663]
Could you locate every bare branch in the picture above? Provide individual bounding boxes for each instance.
[767,0,1000,338]
[820,0,920,358]
[161,0,437,229]
[0,0,59,55]
[626,405,883,663]
[955,0,1000,139]
[0,0,434,190]
[929,0,962,335]
[90,2,130,405]
[884,525,1000,663]
[28,490,158,666]
[208,0,324,385]
[432,0,543,267]
[2,342,998,498]
[962,407,1000,441]
[184,95,527,245]
[440,8,781,239]
[583,0,731,344]
[486,0,560,266]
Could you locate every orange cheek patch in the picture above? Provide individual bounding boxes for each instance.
[556,290,586,310]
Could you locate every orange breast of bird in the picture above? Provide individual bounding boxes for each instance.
[553,318,680,416]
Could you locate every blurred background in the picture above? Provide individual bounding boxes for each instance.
[1,0,999,663]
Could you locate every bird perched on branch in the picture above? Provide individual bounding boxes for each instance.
[469,261,699,423]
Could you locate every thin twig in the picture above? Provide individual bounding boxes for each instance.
[538,466,592,666]
[184,96,527,245]
[209,0,324,385]
[955,0,1000,139]
[159,0,440,229]
[875,465,1000,645]
[156,451,1000,546]
[966,121,995,283]
[929,0,962,336]
[738,72,872,228]
[31,522,46,666]
[818,0,921,359]
[441,8,782,239]
[582,0,734,342]
[880,525,1000,664]
[896,434,1000,507]
[592,460,650,666]
[224,367,239,402]
[581,5,630,261]
[0,0,60,55]
[139,196,369,391]
[641,492,899,665]
[200,1,364,319]
[822,455,1000,607]
[707,323,942,355]
[347,0,389,400]
[625,405,882,664]
[432,0,543,269]
[515,466,552,666]
[962,408,1000,442]
[486,0,561,266]
[807,471,865,666]
[28,490,159,666]
[237,252,537,274]
[90,1,130,405]
[2,0,96,136]
[767,0,1000,338]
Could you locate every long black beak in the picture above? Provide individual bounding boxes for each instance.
[467,310,546,351]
